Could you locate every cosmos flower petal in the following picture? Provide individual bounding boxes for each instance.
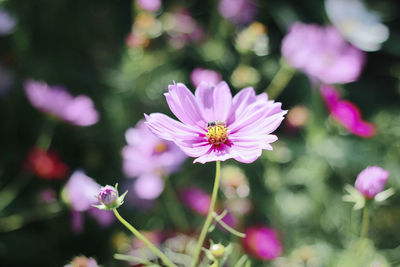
[193,144,234,164]
[165,82,206,129]
[145,113,200,141]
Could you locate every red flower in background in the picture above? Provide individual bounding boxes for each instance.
[25,147,69,179]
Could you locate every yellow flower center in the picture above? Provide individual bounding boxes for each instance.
[154,142,168,154]
[206,121,228,145]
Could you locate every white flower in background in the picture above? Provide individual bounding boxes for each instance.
[325,0,389,52]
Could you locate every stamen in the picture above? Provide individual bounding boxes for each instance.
[154,142,168,154]
[206,121,228,145]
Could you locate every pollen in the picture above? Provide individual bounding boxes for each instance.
[154,142,168,154]
[206,122,228,145]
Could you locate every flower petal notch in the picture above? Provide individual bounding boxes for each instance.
[145,81,287,164]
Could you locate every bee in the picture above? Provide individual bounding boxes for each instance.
[207,121,226,128]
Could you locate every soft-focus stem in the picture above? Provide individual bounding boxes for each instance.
[360,206,369,239]
[190,161,221,267]
[113,209,177,267]
[265,60,295,100]
[163,177,189,230]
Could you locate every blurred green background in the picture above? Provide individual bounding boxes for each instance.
[0,0,400,266]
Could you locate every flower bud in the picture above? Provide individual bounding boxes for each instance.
[355,166,389,199]
[210,244,225,258]
[242,226,282,261]
[93,184,127,211]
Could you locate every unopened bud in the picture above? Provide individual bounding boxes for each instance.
[210,244,225,258]
[93,184,127,211]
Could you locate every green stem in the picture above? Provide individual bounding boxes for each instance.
[265,60,295,100]
[212,212,246,238]
[163,177,189,230]
[190,161,221,267]
[114,253,159,266]
[360,207,369,239]
[113,209,177,267]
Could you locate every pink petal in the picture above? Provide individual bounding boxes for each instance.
[165,83,206,129]
[195,81,233,122]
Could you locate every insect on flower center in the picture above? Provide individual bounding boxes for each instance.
[206,121,228,145]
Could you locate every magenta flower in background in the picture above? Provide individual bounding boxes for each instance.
[122,120,186,200]
[218,0,257,25]
[190,68,222,88]
[355,166,389,199]
[145,81,286,164]
[64,171,114,232]
[181,187,211,216]
[281,22,365,84]
[137,0,161,12]
[321,85,376,138]
[242,226,283,261]
[24,80,99,126]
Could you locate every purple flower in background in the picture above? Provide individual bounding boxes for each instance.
[181,187,211,216]
[0,8,16,35]
[64,171,114,232]
[190,68,222,88]
[122,120,186,200]
[24,80,99,126]
[137,0,161,12]
[281,22,365,84]
[321,85,376,137]
[355,166,389,199]
[145,81,286,164]
[218,0,257,25]
[242,226,283,261]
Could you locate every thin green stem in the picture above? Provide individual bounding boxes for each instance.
[265,60,295,100]
[212,212,245,238]
[113,209,177,267]
[114,253,159,266]
[360,207,369,239]
[163,177,189,230]
[190,161,221,267]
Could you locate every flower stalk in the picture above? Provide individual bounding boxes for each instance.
[113,208,177,267]
[190,161,221,267]
[360,206,369,239]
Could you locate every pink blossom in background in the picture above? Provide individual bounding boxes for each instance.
[320,85,376,137]
[281,22,365,84]
[242,226,283,261]
[355,166,389,199]
[218,0,257,25]
[38,188,57,204]
[181,187,211,216]
[64,256,98,267]
[190,68,222,88]
[24,80,99,126]
[137,0,161,12]
[145,81,286,164]
[163,9,205,49]
[122,120,186,200]
[64,171,114,232]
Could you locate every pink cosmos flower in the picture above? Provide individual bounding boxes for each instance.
[181,187,212,216]
[321,85,376,137]
[190,68,222,88]
[24,80,99,126]
[64,171,114,232]
[355,166,389,199]
[137,0,161,12]
[145,81,286,164]
[122,120,186,199]
[218,0,257,25]
[242,226,283,261]
[281,22,365,84]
